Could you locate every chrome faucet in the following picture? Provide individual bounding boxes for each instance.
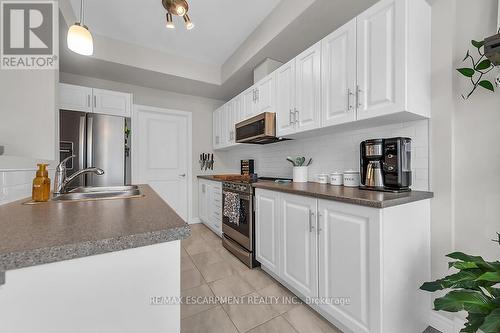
[54,155,105,195]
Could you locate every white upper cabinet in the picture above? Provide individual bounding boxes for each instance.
[321,19,357,127]
[294,42,322,133]
[212,107,222,149]
[92,88,132,117]
[59,84,132,117]
[356,0,430,120]
[59,83,92,113]
[280,192,318,298]
[254,73,276,114]
[242,86,258,120]
[275,59,296,137]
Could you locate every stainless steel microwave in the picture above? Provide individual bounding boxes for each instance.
[235,112,289,145]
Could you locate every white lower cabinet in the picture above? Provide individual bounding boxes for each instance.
[280,193,318,298]
[254,189,431,333]
[255,189,280,275]
[317,199,380,333]
[198,179,222,236]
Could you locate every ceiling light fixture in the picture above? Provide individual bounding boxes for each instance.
[162,0,194,30]
[67,0,94,56]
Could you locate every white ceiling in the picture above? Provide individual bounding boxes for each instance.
[69,0,282,66]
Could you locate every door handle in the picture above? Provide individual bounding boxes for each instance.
[289,109,293,125]
[294,108,299,124]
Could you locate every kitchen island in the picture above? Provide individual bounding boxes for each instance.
[0,185,189,333]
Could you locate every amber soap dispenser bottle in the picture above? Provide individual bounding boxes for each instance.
[32,164,51,202]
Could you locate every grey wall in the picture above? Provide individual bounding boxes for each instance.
[60,72,224,223]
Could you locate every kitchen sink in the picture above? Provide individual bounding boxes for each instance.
[51,185,142,202]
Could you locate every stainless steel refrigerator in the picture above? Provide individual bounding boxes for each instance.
[59,110,130,189]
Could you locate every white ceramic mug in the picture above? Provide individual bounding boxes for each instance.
[330,172,343,186]
[293,166,308,183]
[343,170,360,187]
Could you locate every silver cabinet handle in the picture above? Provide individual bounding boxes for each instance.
[289,109,293,125]
[93,95,97,108]
[87,95,91,108]
[356,85,362,108]
[294,108,299,124]
[255,88,259,102]
[347,88,354,111]
[308,210,315,232]
[317,212,323,233]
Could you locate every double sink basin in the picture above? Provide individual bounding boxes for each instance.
[52,185,142,202]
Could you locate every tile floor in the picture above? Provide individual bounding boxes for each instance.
[180,223,343,333]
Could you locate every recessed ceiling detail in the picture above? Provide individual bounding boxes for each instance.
[68,0,282,65]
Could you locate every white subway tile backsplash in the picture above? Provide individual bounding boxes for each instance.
[0,170,34,205]
[217,119,430,191]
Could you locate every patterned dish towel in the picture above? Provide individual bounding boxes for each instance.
[223,192,240,226]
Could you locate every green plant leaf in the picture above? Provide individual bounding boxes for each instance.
[476,59,492,71]
[477,271,500,283]
[447,252,500,271]
[463,50,471,62]
[457,68,475,77]
[421,270,493,292]
[461,312,486,332]
[479,80,495,92]
[450,261,479,270]
[434,290,495,314]
[472,40,485,49]
[479,308,500,333]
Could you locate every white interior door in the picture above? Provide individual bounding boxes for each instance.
[133,105,191,221]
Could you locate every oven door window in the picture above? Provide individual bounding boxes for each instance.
[222,191,251,237]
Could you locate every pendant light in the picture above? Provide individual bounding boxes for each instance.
[67,0,94,56]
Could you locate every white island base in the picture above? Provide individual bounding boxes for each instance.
[0,241,181,333]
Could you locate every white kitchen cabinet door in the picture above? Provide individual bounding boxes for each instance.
[275,59,296,137]
[280,193,318,298]
[226,99,236,146]
[198,180,209,223]
[255,189,280,275]
[321,19,357,127]
[59,83,92,113]
[294,42,321,133]
[318,199,380,333]
[255,73,276,114]
[209,182,222,235]
[213,107,222,149]
[241,86,257,121]
[356,0,406,120]
[220,104,229,147]
[92,88,132,117]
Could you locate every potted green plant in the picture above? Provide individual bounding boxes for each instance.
[420,234,500,333]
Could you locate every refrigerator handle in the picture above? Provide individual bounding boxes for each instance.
[87,115,93,169]
[78,115,86,171]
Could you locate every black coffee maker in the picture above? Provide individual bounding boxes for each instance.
[360,137,412,192]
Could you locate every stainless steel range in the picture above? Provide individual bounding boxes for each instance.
[222,177,292,268]
[222,180,257,268]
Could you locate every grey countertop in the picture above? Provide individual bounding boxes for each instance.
[253,181,433,208]
[0,185,190,272]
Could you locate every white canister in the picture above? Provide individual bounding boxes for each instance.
[317,174,329,184]
[330,172,343,186]
[343,170,360,187]
[293,166,308,183]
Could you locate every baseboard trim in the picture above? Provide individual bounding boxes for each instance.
[428,311,465,333]
[189,217,201,224]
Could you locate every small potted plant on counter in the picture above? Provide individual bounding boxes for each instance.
[420,234,500,333]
